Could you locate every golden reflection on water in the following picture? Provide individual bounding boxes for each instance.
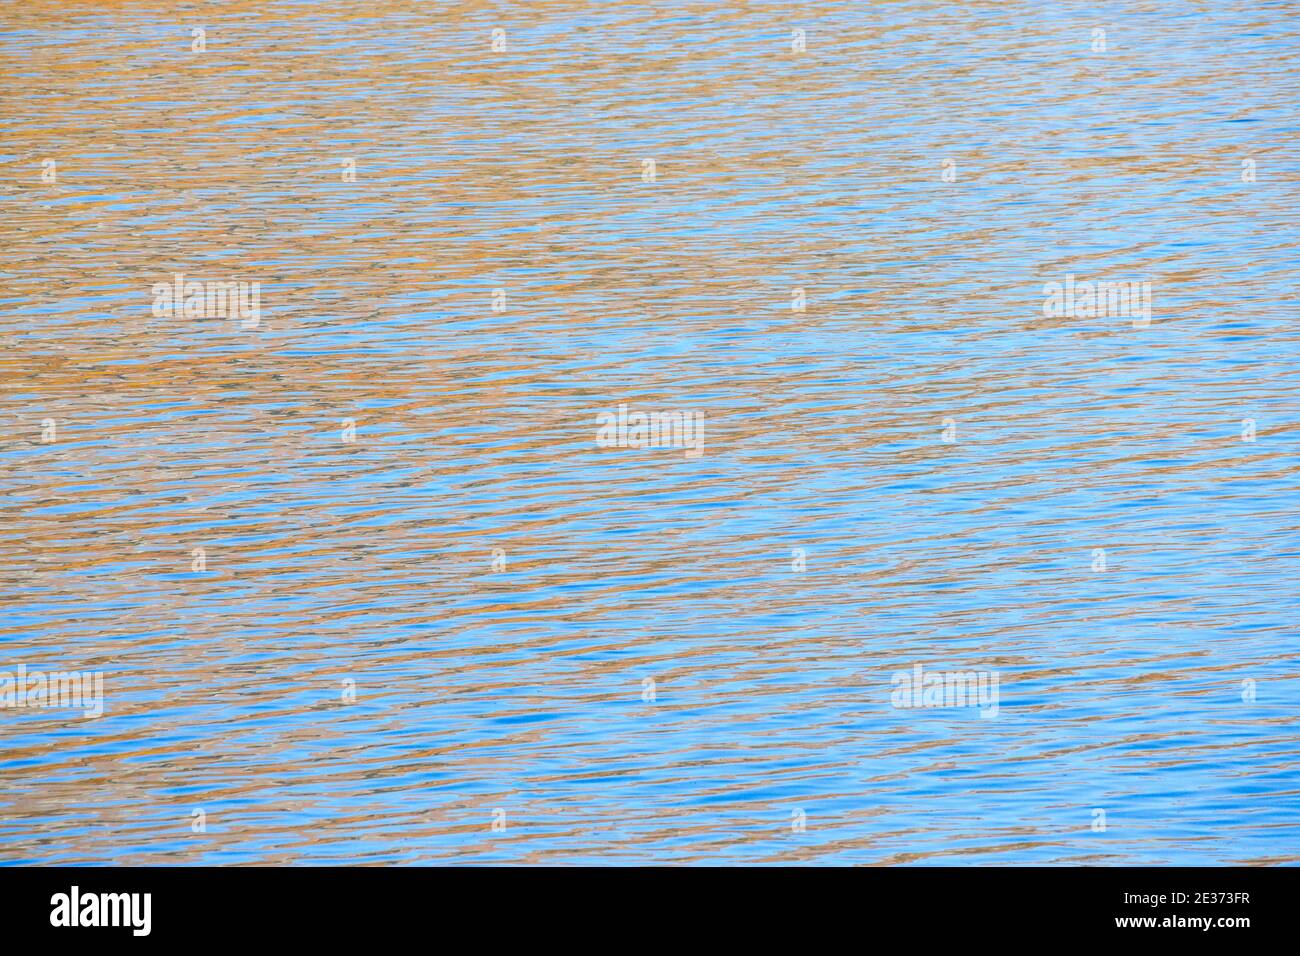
[2,0,1299,863]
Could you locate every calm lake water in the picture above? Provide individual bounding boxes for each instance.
[2,0,1298,864]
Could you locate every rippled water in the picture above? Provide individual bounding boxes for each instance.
[2,0,1298,865]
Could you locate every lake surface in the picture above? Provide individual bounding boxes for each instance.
[2,0,1298,864]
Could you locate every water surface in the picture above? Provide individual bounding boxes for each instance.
[2,0,1298,864]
